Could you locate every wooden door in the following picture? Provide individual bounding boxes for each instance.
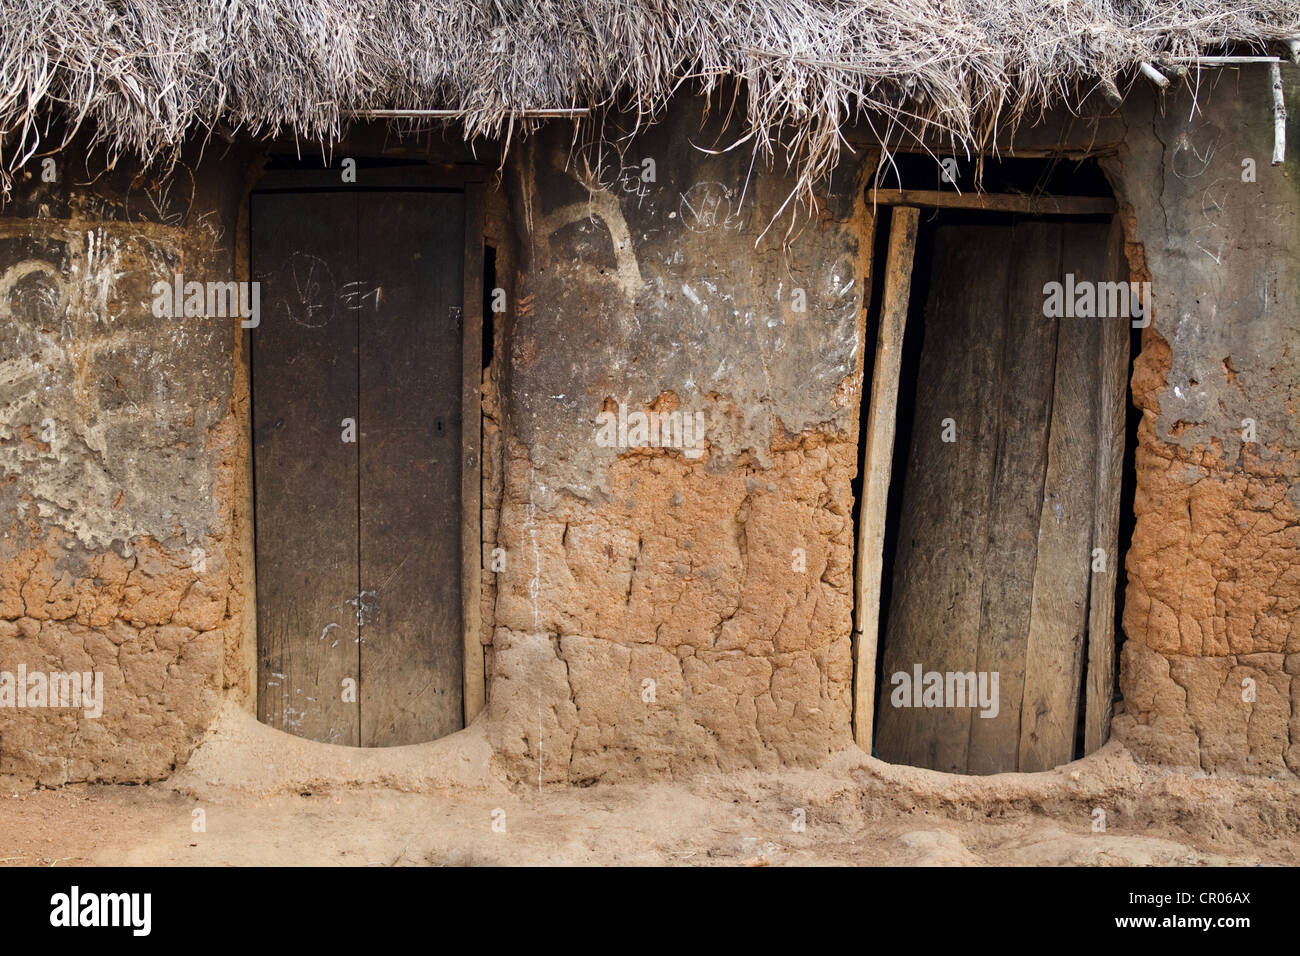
[874,219,1127,774]
[251,189,467,747]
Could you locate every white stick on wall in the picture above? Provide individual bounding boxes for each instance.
[1272,62,1287,166]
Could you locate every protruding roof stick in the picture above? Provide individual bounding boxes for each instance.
[1097,77,1124,110]
[1139,62,1170,88]
[1159,55,1282,64]
[341,109,591,119]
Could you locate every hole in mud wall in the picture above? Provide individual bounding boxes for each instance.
[859,153,1138,774]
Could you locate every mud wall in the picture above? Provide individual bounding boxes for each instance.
[485,104,868,783]
[1105,70,1300,776]
[2,74,1295,787]
[0,144,247,785]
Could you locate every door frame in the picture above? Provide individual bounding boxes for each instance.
[239,162,488,734]
[851,188,1127,761]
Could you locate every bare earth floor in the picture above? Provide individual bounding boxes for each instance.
[1,747,1297,867]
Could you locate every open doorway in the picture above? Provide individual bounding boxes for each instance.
[248,162,485,747]
[854,154,1142,774]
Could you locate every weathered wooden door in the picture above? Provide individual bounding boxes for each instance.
[251,189,466,747]
[875,219,1127,774]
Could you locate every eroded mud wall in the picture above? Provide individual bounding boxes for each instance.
[0,144,246,785]
[1105,70,1300,775]
[487,104,869,782]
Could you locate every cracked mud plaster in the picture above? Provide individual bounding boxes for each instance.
[1104,73,1300,774]
[0,147,244,784]
[0,533,228,785]
[488,433,857,784]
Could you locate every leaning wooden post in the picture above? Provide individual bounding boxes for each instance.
[853,204,920,751]
[1084,220,1132,755]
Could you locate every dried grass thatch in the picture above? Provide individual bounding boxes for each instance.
[1,1,1297,193]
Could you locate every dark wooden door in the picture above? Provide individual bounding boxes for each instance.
[251,189,466,747]
[874,219,1127,774]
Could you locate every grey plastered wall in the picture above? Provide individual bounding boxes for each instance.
[0,141,245,784]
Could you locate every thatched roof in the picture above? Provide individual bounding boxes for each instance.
[2,1,1297,191]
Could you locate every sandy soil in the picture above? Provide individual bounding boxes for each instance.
[1,741,1297,867]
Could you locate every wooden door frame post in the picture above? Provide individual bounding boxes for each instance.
[461,181,488,725]
[853,204,920,751]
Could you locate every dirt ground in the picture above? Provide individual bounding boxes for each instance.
[1,726,1297,866]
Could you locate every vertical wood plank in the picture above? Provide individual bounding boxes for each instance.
[874,224,1008,772]
[853,205,920,751]
[358,191,466,746]
[461,182,487,724]
[966,221,1061,774]
[1018,225,1107,771]
[1084,219,1130,753]
[252,191,361,745]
